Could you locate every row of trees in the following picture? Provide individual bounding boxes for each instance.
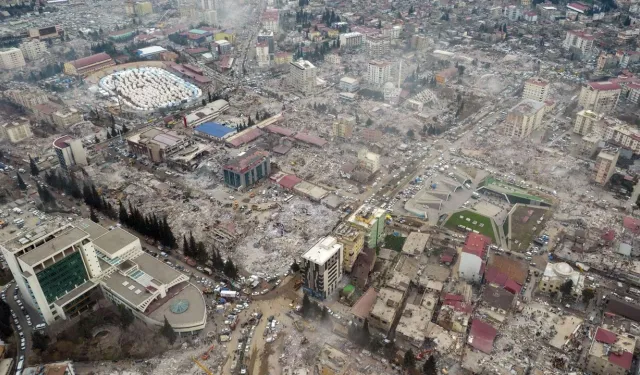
[119,201,177,249]
[183,232,239,278]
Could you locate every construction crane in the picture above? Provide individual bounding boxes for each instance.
[191,357,214,375]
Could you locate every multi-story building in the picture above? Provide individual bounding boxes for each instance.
[223,149,271,189]
[628,83,640,105]
[458,233,490,283]
[260,8,279,32]
[301,236,343,299]
[339,32,364,48]
[333,223,364,273]
[538,262,583,297]
[410,34,429,50]
[504,5,521,21]
[346,205,386,248]
[4,89,48,109]
[596,52,618,71]
[19,39,47,61]
[435,67,458,85]
[134,1,153,15]
[578,81,621,113]
[367,61,391,87]
[289,59,317,95]
[0,220,207,332]
[332,120,353,139]
[593,148,619,185]
[604,124,640,154]
[63,53,115,76]
[573,110,604,136]
[257,30,274,55]
[585,327,635,375]
[563,30,594,54]
[274,52,292,65]
[339,76,359,92]
[357,148,380,173]
[381,25,402,39]
[523,77,550,102]
[0,48,25,70]
[618,51,640,68]
[369,272,410,333]
[53,135,88,171]
[0,119,32,144]
[199,0,214,10]
[256,42,270,67]
[201,9,217,26]
[52,107,83,127]
[127,126,193,163]
[503,99,545,138]
[366,36,390,58]
[182,99,229,128]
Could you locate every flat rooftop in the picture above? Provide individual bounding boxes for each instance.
[402,232,430,255]
[19,226,88,267]
[93,227,139,257]
[75,219,109,240]
[302,236,341,265]
[509,99,544,116]
[146,282,206,330]
[370,287,403,323]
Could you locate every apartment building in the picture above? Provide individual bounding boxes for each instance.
[289,59,317,95]
[628,83,640,105]
[256,42,270,67]
[339,32,364,48]
[503,99,545,138]
[563,30,594,54]
[301,236,343,299]
[260,8,279,32]
[366,36,390,58]
[4,89,49,109]
[504,5,521,21]
[0,119,32,144]
[523,77,550,102]
[53,135,88,171]
[573,110,603,135]
[339,76,359,92]
[367,61,392,87]
[332,120,353,139]
[53,107,83,127]
[585,327,635,375]
[0,220,206,332]
[19,39,47,61]
[201,9,218,26]
[594,148,619,185]
[333,222,364,272]
[604,124,640,154]
[578,81,621,113]
[347,205,386,248]
[0,48,26,69]
[357,148,380,173]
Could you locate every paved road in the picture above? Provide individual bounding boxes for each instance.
[2,282,44,366]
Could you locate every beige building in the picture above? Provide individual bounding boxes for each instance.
[289,59,317,96]
[333,222,364,272]
[503,99,545,138]
[578,81,621,113]
[332,120,353,139]
[563,30,594,54]
[357,148,380,173]
[0,118,32,143]
[585,327,635,375]
[19,39,47,61]
[594,148,619,185]
[53,135,88,170]
[4,89,49,109]
[127,126,193,163]
[255,42,270,67]
[0,48,25,69]
[367,61,392,87]
[573,110,603,135]
[523,77,550,102]
[538,262,583,297]
[604,124,640,154]
[52,108,83,127]
[366,36,390,58]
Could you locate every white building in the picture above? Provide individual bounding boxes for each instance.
[19,39,47,61]
[0,47,26,69]
[367,61,391,87]
[604,124,640,154]
[503,99,545,138]
[504,5,521,21]
[183,99,230,128]
[523,77,550,102]
[53,135,88,171]
[357,148,380,173]
[301,236,343,300]
[0,118,32,144]
[201,9,217,25]
[563,30,594,54]
[366,36,390,58]
[538,262,584,297]
[458,233,489,283]
[573,110,603,136]
[578,81,621,113]
[256,42,270,67]
[594,148,619,185]
[339,32,364,48]
[289,59,317,96]
[339,77,359,92]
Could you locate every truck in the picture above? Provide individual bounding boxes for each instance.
[185,257,196,267]
[203,267,213,275]
[220,290,238,299]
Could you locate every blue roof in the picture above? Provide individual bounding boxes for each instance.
[195,122,236,138]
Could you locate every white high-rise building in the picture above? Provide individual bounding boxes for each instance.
[301,236,343,300]
[0,47,26,69]
[53,135,88,171]
[578,81,621,114]
[563,30,595,54]
[367,61,391,87]
[523,77,550,102]
[339,32,363,48]
[289,59,317,95]
[503,99,545,138]
[573,110,603,135]
[256,42,270,67]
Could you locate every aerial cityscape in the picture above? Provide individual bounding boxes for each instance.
[0,0,639,374]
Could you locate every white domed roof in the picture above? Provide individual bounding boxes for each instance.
[383,82,395,89]
[553,262,573,276]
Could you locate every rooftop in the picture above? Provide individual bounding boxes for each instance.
[509,99,545,116]
[526,77,549,87]
[19,226,88,267]
[370,287,403,323]
[290,59,316,70]
[69,52,113,69]
[301,236,341,265]
[462,232,490,258]
[127,127,187,149]
[92,227,139,257]
[401,232,430,255]
[590,327,635,370]
[194,122,236,138]
[351,287,377,319]
[223,148,269,174]
[347,205,386,229]
[468,319,497,354]
[588,81,621,91]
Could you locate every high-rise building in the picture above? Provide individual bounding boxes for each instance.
[604,124,640,154]
[503,99,545,138]
[257,30,274,55]
[357,148,380,173]
[347,205,386,248]
[0,118,32,144]
[4,89,49,109]
[578,81,621,113]
[339,32,364,48]
[573,110,603,135]
[339,77,359,92]
[523,77,550,102]
[0,220,207,331]
[332,120,353,139]
[201,9,217,26]
[0,48,26,70]
[504,5,521,21]
[289,59,317,95]
[256,42,270,67]
[366,36,390,58]
[332,223,363,273]
[563,30,594,55]
[52,107,83,128]
[19,39,47,61]
[53,135,88,171]
[260,8,279,32]
[222,149,271,189]
[593,148,619,185]
[301,236,344,299]
[199,0,215,9]
[367,61,391,87]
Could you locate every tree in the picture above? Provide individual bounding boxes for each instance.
[403,349,416,369]
[201,98,207,107]
[457,65,465,76]
[188,232,197,258]
[409,5,414,14]
[195,241,207,263]
[94,135,100,144]
[582,288,595,304]
[31,331,50,351]
[90,208,99,223]
[302,293,312,317]
[560,279,574,297]
[119,201,129,225]
[223,258,238,278]
[291,260,300,273]
[407,129,415,139]
[423,355,437,375]
[118,304,135,329]
[29,155,39,176]
[160,316,177,344]
[365,118,373,126]
[183,235,190,256]
[321,306,329,321]
[16,173,26,190]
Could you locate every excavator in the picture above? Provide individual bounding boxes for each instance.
[201,344,215,360]
[191,357,214,375]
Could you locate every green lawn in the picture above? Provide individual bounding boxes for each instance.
[444,210,497,242]
[384,234,407,252]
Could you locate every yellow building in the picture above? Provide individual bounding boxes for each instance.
[332,120,353,139]
[135,1,153,15]
[333,222,364,272]
[0,118,32,144]
[327,29,339,39]
[538,262,583,297]
[214,31,236,44]
[274,52,292,65]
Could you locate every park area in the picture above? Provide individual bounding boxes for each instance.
[506,204,552,252]
[444,209,497,242]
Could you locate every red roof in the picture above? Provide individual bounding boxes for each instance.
[504,279,521,294]
[484,266,508,286]
[444,294,463,302]
[440,253,454,263]
[293,132,328,147]
[623,216,640,235]
[462,233,490,258]
[226,128,264,147]
[567,2,589,11]
[70,52,113,69]
[602,229,615,241]
[609,350,633,370]
[468,319,497,354]
[595,327,617,344]
[278,174,302,189]
[588,81,621,91]
[265,124,295,137]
